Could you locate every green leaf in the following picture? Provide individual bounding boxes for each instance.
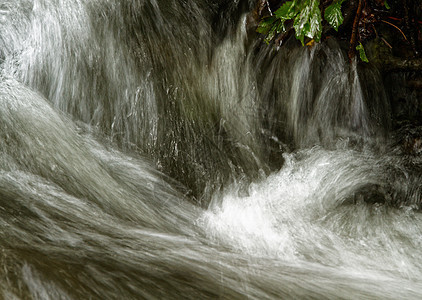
[293,0,322,45]
[310,3,322,42]
[257,0,323,46]
[324,0,345,31]
[258,18,284,44]
[274,1,299,21]
[294,5,310,45]
[356,42,369,62]
[257,16,277,35]
[259,1,302,44]
[265,23,278,44]
[384,0,390,9]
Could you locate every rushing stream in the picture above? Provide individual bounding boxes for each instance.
[0,0,421,299]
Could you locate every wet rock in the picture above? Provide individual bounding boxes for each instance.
[395,122,422,155]
[343,184,391,206]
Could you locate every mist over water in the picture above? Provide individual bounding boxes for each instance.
[0,0,421,299]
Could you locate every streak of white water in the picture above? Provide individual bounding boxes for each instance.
[201,146,422,279]
[0,0,421,299]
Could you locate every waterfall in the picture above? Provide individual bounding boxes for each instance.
[0,0,421,299]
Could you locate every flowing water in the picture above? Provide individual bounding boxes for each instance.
[0,0,421,299]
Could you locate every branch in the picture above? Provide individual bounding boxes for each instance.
[380,20,408,41]
[348,0,364,61]
[381,57,422,72]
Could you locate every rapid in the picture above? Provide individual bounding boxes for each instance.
[0,0,421,299]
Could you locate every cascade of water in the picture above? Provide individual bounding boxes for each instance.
[0,0,421,299]
[1,0,264,199]
[257,39,390,149]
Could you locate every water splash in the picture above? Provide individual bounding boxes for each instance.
[200,145,422,294]
[0,0,421,299]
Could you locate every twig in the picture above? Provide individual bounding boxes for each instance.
[380,20,408,41]
[372,24,378,38]
[348,0,364,61]
[381,37,393,49]
[387,16,422,25]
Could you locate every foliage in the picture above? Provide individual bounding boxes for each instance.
[356,42,369,62]
[258,0,343,46]
[256,0,419,62]
[256,0,387,62]
[324,0,345,32]
[293,0,322,45]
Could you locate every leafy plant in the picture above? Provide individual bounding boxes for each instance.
[257,0,372,62]
[258,0,345,45]
[293,0,322,45]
